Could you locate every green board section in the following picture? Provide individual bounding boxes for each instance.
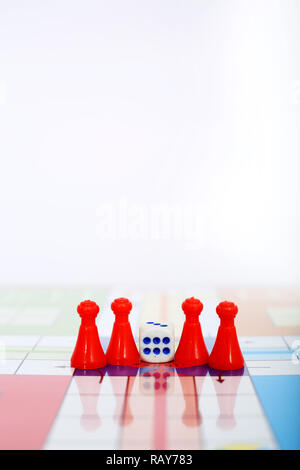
[0,287,108,336]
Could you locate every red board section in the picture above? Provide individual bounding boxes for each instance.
[0,375,71,450]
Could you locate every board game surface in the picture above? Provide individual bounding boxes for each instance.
[0,286,299,450]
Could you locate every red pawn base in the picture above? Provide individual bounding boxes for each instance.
[208,327,244,371]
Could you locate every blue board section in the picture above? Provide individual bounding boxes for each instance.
[244,351,293,361]
[252,375,300,450]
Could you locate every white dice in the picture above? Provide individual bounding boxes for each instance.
[139,321,175,363]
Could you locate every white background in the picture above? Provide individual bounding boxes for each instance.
[0,0,299,287]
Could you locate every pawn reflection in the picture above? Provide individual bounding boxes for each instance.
[209,369,244,431]
[178,376,201,427]
[175,365,208,429]
[106,364,138,427]
[73,369,105,431]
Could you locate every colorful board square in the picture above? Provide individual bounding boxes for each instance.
[0,375,71,449]
[252,375,300,450]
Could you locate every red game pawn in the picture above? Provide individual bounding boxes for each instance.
[208,301,244,371]
[106,298,140,366]
[174,297,209,367]
[71,300,106,370]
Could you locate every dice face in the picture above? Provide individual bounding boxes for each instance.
[139,321,175,363]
